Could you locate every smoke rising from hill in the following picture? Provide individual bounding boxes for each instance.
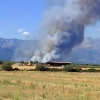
[31,0,100,62]
[14,0,100,62]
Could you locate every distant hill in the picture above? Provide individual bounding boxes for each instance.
[0,37,24,61]
[0,37,100,64]
[66,37,100,64]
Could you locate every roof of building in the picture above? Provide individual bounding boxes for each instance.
[46,61,72,64]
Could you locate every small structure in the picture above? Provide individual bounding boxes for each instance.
[46,61,72,67]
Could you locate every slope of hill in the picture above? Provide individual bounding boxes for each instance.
[66,37,100,64]
[0,37,24,61]
[0,37,100,64]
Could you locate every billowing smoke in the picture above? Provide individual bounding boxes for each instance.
[13,40,36,61]
[14,0,100,62]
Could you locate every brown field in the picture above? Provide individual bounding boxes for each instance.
[12,65,36,70]
[0,69,100,100]
[12,64,63,71]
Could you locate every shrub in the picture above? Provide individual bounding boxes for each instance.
[64,65,82,72]
[47,68,60,72]
[74,67,82,72]
[85,68,100,72]
[35,64,47,71]
[64,65,74,72]
[1,61,13,71]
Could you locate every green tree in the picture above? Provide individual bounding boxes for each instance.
[1,61,13,71]
[64,65,82,72]
[35,64,47,71]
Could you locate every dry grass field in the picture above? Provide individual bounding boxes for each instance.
[12,64,36,70]
[12,64,64,71]
[12,65,36,70]
[0,70,100,100]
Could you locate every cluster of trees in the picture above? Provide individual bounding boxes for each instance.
[35,64,100,72]
[20,61,38,66]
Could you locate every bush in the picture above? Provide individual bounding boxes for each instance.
[1,61,13,71]
[35,64,47,71]
[46,68,62,72]
[64,65,82,72]
[64,65,74,72]
[85,68,100,72]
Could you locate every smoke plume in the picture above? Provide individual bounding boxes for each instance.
[14,0,100,62]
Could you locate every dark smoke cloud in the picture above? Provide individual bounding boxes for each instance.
[14,0,100,62]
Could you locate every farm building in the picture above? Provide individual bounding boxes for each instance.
[46,61,72,67]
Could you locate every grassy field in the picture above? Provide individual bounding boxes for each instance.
[0,71,100,100]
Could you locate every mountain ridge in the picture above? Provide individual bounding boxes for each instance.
[0,37,100,64]
[66,37,100,64]
[0,37,24,60]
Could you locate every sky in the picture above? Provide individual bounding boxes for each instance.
[0,0,100,40]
